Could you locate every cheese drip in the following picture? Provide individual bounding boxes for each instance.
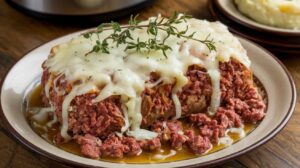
[153,150,177,160]
[44,16,250,140]
[218,124,245,146]
[29,107,55,124]
[205,58,221,116]
[44,78,51,99]
[172,93,182,119]
[126,97,158,140]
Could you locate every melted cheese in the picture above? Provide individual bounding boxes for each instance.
[53,74,65,96]
[44,79,51,100]
[29,107,57,128]
[29,107,56,140]
[125,97,158,140]
[43,15,250,140]
[172,93,182,119]
[218,124,245,146]
[205,56,221,116]
[46,113,57,128]
[153,150,177,160]
[218,136,233,147]
[29,107,54,123]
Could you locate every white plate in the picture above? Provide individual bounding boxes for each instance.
[0,30,296,168]
[215,0,300,36]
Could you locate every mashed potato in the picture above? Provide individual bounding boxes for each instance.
[235,0,300,29]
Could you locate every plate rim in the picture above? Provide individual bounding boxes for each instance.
[0,32,297,168]
[214,0,300,36]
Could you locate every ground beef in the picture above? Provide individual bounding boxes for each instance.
[42,72,125,141]
[100,134,125,158]
[41,59,266,159]
[139,137,161,151]
[68,95,124,139]
[188,114,226,142]
[185,130,212,154]
[189,113,211,126]
[141,84,175,127]
[179,65,212,115]
[219,60,266,123]
[76,134,102,159]
[141,65,212,127]
[167,120,183,132]
[185,59,265,144]
[122,137,142,156]
[75,134,146,159]
[151,121,187,150]
[170,133,187,150]
[216,107,242,128]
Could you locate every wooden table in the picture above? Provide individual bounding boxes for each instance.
[0,0,299,167]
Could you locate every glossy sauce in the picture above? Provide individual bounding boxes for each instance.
[27,85,256,163]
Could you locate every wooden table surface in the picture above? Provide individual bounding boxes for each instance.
[0,0,299,168]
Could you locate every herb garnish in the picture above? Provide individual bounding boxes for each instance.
[83,12,216,57]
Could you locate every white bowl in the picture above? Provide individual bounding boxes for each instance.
[215,0,300,36]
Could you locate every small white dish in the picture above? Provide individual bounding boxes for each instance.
[215,0,300,36]
[0,30,296,167]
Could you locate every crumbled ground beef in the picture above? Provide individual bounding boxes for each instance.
[185,130,212,154]
[76,134,102,159]
[42,59,266,159]
[151,120,187,150]
[100,134,125,158]
[122,137,142,156]
[68,95,124,139]
[139,137,162,151]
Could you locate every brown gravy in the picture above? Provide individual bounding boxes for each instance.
[26,85,256,163]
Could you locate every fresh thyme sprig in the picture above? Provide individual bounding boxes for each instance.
[83,12,216,57]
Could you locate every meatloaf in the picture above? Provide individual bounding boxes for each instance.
[38,15,266,159]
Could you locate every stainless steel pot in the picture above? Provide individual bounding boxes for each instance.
[6,0,153,24]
